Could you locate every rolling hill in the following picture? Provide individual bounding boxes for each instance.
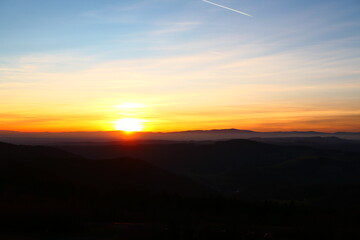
[60,139,360,203]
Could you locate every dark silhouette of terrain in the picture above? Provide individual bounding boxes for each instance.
[253,136,360,153]
[0,141,209,196]
[61,139,360,204]
[1,140,360,239]
[1,129,360,144]
[0,141,212,236]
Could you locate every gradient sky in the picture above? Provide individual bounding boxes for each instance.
[1,0,360,132]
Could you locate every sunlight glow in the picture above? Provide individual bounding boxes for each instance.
[1,0,359,133]
[114,118,144,133]
[114,103,145,110]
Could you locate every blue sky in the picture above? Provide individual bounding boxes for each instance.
[1,0,358,57]
[0,0,360,131]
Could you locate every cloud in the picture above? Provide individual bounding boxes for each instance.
[1,24,359,131]
[149,21,202,35]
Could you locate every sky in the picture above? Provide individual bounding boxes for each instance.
[0,0,360,132]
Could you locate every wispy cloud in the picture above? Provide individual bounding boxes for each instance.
[150,21,202,35]
[1,0,359,132]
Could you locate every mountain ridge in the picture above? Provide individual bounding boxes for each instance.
[2,129,360,144]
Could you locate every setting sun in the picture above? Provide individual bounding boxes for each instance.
[114,118,144,133]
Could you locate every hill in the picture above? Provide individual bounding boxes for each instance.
[60,139,360,204]
[1,141,360,238]
[0,141,210,197]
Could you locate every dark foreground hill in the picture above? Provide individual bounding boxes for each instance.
[0,141,210,197]
[61,139,360,204]
[253,136,360,153]
[1,141,360,239]
[0,141,213,235]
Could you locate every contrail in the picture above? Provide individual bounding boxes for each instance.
[202,0,252,17]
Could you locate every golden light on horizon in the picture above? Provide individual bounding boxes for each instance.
[114,118,144,133]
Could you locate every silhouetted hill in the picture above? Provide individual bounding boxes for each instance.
[0,142,210,197]
[0,141,216,236]
[0,141,81,163]
[1,141,360,239]
[253,136,360,153]
[60,139,360,203]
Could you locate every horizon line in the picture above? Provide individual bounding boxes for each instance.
[1,128,359,134]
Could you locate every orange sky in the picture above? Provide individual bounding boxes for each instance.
[1,99,359,132]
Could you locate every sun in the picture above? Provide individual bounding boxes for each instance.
[114,118,144,133]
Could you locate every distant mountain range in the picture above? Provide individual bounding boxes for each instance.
[1,129,360,144]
